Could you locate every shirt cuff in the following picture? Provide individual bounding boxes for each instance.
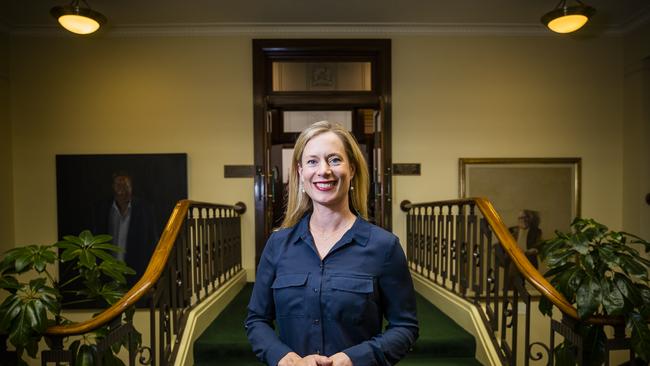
[343,342,383,366]
[267,344,295,366]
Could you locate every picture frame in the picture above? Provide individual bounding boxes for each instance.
[459,157,581,270]
[56,153,188,307]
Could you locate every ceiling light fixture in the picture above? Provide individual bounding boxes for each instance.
[51,0,107,35]
[541,0,596,34]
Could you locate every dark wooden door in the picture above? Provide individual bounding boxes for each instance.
[252,39,392,268]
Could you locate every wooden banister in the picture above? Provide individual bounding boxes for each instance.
[45,199,246,336]
[401,197,621,326]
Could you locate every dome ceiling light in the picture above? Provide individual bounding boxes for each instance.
[51,0,107,35]
[541,0,596,34]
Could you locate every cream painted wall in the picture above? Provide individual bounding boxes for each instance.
[10,36,256,276]
[0,29,13,254]
[623,23,650,242]
[10,33,628,278]
[6,30,635,366]
[391,35,624,243]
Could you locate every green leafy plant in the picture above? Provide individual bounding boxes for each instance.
[539,218,650,365]
[0,231,137,366]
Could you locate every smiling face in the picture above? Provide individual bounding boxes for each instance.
[298,131,355,213]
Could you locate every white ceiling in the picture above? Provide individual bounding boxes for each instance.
[2,0,650,34]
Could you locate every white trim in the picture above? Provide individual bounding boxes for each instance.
[174,270,248,366]
[9,22,624,38]
[411,271,501,366]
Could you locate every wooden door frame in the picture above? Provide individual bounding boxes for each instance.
[252,39,392,268]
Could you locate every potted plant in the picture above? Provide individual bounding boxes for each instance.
[0,230,138,366]
[539,218,650,365]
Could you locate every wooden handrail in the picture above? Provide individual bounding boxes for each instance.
[401,197,621,325]
[45,199,246,336]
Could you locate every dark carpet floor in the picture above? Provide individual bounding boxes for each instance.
[194,284,481,365]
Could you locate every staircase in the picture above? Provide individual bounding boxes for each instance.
[194,284,481,365]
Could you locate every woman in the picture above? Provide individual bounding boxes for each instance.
[245,121,419,366]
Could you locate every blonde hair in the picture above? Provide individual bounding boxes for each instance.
[281,121,369,228]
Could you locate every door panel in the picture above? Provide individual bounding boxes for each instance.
[253,39,392,269]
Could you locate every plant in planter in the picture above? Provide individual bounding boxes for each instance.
[0,230,137,366]
[539,218,650,365]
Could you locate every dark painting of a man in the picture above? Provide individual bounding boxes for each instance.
[91,171,159,285]
[56,153,187,307]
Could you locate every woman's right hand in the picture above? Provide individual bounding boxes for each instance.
[278,352,332,366]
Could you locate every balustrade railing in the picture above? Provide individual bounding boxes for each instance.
[401,198,639,366]
[12,200,246,366]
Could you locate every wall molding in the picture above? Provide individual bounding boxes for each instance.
[9,22,625,38]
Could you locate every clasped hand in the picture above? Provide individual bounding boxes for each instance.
[278,351,352,366]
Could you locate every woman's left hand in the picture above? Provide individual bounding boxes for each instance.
[328,352,353,366]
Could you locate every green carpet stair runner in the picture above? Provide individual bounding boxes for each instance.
[194,284,481,365]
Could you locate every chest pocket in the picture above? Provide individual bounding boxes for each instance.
[325,275,376,323]
[272,273,309,318]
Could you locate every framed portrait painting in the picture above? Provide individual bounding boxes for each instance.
[459,157,581,268]
[56,153,188,307]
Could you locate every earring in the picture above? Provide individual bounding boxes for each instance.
[350,185,354,191]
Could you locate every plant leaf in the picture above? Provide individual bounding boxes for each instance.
[539,237,567,261]
[597,245,618,269]
[78,230,94,246]
[78,250,96,269]
[581,324,607,366]
[91,248,118,263]
[637,284,650,318]
[62,235,83,245]
[0,296,22,331]
[60,248,81,262]
[576,276,602,318]
[546,249,577,269]
[618,254,648,279]
[601,278,625,316]
[538,296,553,316]
[24,337,40,358]
[543,262,573,278]
[629,312,650,362]
[54,241,81,250]
[550,265,581,301]
[90,234,113,245]
[569,233,590,255]
[76,344,95,366]
[614,273,642,305]
[0,275,20,291]
[97,285,125,305]
[99,264,126,284]
[10,303,34,347]
[92,243,120,252]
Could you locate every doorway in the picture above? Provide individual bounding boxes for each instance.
[252,39,392,267]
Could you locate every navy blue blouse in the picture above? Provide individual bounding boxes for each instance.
[245,214,419,366]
